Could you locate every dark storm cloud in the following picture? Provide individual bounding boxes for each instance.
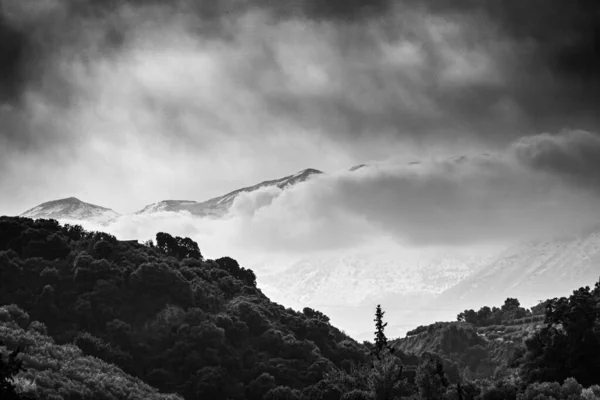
[227,0,600,141]
[2,0,598,131]
[0,14,28,103]
[483,0,600,132]
[513,130,600,190]
[80,0,396,21]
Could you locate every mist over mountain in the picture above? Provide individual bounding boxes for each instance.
[136,168,323,217]
[19,168,323,220]
[425,227,600,319]
[16,163,600,340]
[258,245,495,340]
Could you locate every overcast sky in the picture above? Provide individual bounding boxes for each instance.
[1,0,600,246]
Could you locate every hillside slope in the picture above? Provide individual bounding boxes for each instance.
[392,320,537,380]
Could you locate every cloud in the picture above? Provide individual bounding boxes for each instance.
[512,130,600,190]
[218,131,600,250]
[65,131,600,266]
[1,0,599,216]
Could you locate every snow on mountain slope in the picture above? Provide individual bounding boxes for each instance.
[135,200,199,215]
[259,251,485,308]
[136,168,324,217]
[422,228,600,322]
[255,245,494,340]
[20,197,120,224]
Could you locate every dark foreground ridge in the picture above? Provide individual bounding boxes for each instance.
[1,215,600,399]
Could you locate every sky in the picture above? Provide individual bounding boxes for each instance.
[1,0,600,249]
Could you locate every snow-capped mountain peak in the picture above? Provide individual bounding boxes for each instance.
[135,168,324,217]
[20,197,120,224]
[18,168,325,221]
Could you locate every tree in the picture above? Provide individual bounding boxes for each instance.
[175,236,202,260]
[530,300,550,316]
[156,232,177,257]
[341,390,375,400]
[371,305,404,400]
[373,305,392,360]
[215,257,256,286]
[247,373,277,400]
[476,307,492,326]
[370,354,404,400]
[457,309,477,325]
[155,232,202,260]
[415,356,448,400]
[501,298,520,312]
[0,343,26,400]
[521,281,600,386]
[303,307,330,323]
[265,386,301,400]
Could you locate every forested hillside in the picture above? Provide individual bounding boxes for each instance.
[0,216,368,399]
[2,216,600,399]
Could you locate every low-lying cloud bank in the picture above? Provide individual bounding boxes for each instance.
[233,130,600,250]
[66,130,600,263]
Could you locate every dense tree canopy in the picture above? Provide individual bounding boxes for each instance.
[0,217,368,399]
[519,282,600,387]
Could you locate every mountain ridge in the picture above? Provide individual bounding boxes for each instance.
[16,168,325,220]
[136,167,324,217]
[413,228,600,325]
[20,197,120,224]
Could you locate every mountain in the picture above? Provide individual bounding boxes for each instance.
[19,197,120,224]
[135,200,200,215]
[16,168,324,221]
[135,168,324,217]
[421,227,600,322]
[257,246,494,340]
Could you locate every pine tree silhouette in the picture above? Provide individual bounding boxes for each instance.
[373,305,394,360]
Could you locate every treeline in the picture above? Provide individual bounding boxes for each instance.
[405,297,539,336]
[455,298,547,328]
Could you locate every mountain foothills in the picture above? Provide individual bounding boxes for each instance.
[2,216,600,399]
